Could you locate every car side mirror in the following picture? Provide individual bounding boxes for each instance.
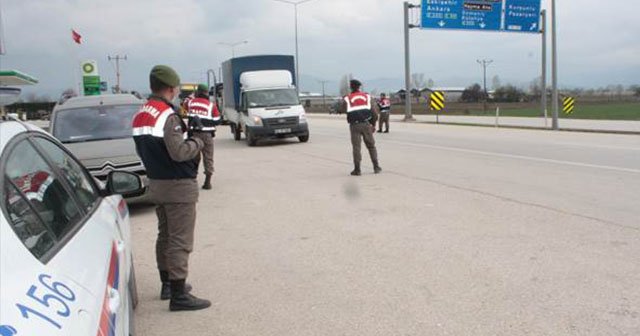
[103,171,144,197]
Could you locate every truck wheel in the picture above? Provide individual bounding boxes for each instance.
[246,128,257,146]
[298,134,309,143]
[233,123,242,141]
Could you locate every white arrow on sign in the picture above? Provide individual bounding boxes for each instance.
[479,22,486,29]
[530,23,538,31]
[438,20,445,27]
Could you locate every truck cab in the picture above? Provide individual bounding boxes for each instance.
[222,55,309,146]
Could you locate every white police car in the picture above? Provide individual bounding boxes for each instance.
[0,117,142,336]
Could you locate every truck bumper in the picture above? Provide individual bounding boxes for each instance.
[247,123,309,139]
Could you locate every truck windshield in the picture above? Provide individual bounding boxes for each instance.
[246,89,299,108]
[53,104,140,143]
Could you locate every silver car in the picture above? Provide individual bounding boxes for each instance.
[49,94,147,197]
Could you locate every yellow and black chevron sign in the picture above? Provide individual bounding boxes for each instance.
[430,91,445,111]
[563,97,575,114]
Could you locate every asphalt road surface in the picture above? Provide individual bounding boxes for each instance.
[131,115,640,335]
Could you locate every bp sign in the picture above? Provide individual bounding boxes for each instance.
[81,60,99,76]
[81,60,101,95]
[421,0,542,33]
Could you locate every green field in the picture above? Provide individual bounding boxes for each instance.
[465,103,640,120]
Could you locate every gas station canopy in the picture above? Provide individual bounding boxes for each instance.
[0,70,38,86]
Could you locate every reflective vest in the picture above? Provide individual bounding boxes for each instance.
[378,97,391,112]
[187,97,221,132]
[344,91,373,124]
[132,98,198,180]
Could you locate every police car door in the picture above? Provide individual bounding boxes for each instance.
[0,134,129,336]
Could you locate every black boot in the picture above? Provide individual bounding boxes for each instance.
[350,163,361,176]
[160,271,192,300]
[169,280,211,311]
[373,161,382,174]
[202,174,212,190]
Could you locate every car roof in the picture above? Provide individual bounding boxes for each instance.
[0,117,47,153]
[54,94,144,111]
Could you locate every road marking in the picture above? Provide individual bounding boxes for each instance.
[311,130,640,174]
[383,139,640,174]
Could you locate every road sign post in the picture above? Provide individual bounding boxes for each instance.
[404,2,419,122]
[541,9,548,128]
[551,0,559,130]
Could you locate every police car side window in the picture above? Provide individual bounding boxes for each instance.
[31,137,99,212]
[3,139,83,247]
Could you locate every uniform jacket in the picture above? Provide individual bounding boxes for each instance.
[342,91,379,125]
[187,97,221,132]
[377,97,391,112]
[132,96,203,181]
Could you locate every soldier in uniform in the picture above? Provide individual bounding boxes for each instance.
[341,79,382,176]
[377,93,391,133]
[132,65,211,311]
[187,84,221,190]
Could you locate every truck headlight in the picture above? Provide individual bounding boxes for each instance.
[252,116,263,126]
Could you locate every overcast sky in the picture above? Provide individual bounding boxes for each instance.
[1,0,639,97]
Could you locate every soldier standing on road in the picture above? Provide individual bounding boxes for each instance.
[187,84,221,190]
[132,65,211,312]
[341,79,382,176]
[377,93,391,133]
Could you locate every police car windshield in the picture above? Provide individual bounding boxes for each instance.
[53,104,139,143]
[246,88,299,108]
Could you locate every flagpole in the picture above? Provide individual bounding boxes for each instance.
[72,29,81,95]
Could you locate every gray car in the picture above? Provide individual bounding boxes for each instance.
[50,94,147,197]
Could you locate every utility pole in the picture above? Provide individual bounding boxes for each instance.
[541,10,548,127]
[551,0,559,130]
[477,59,493,113]
[403,2,419,121]
[318,80,329,109]
[108,54,127,93]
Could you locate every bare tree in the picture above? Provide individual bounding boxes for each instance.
[491,75,501,90]
[339,74,353,97]
[411,73,425,90]
[427,78,435,89]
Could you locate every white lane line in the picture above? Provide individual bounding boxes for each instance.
[383,139,640,174]
[312,131,640,174]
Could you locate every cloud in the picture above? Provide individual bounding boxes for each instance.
[1,0,639,97]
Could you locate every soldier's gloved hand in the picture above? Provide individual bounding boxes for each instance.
[189,116,204,132]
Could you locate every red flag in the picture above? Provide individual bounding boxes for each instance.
[71,29,82,44]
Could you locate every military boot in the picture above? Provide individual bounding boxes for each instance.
[160,271,192,300]
[169,280,211,311]
[373,161,382,174]
[202,173,212,190]
[350,163,361,176]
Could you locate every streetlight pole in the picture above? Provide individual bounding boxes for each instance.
[477,59,493,113]
[318,80,329,109]
[108,54,127,93]
[218,40,248,58]
[272,0,316,95]
[551,0,559,130]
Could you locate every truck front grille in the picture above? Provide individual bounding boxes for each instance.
[263,116,299,128]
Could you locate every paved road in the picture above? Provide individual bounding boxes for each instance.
[131,115,639,335]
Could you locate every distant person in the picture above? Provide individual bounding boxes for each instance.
[340,79,382,176]
[377,93,391,133]
[187,84,221,190]
[132,65,211,311]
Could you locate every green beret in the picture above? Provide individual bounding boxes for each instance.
[150,65,180,88]
[197,84,208,93]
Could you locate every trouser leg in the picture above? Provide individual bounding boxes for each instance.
[194,132,214,174]
[384,113,390,131]
[155,205,169,273]
[350,125,362,165]
[163,203,197,280]
[362,123,378,164]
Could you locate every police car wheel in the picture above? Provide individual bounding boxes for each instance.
[246,129,257,147]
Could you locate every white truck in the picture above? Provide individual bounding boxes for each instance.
[222,55,309,146]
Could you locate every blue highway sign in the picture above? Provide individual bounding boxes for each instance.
[421,0,541,33]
